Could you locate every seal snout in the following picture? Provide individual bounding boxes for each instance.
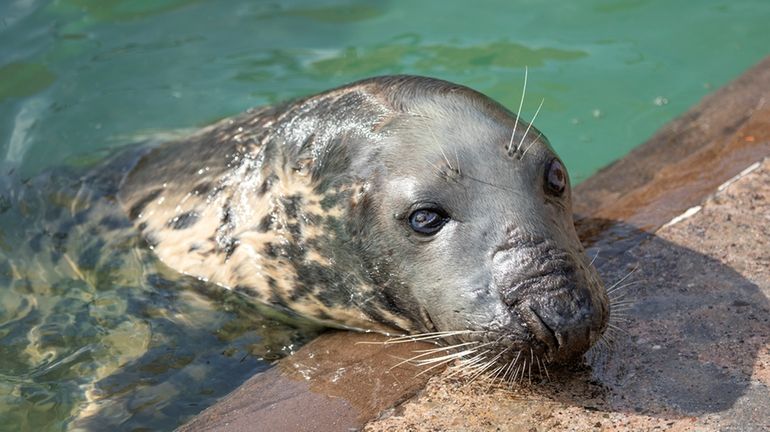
[493,232,606,363]
[517,290,601,363]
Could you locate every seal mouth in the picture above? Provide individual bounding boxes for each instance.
[508,284,604,364]
[490,229,607,365]
[517,303,559,358]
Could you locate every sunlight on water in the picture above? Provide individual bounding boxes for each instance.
[0,167,319,430]
[0,0,768,430]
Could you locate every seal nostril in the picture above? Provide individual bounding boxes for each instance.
[519,304,559,354]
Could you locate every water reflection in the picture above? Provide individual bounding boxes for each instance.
[0,166,319,430]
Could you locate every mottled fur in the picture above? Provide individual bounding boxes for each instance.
[113,76,609,364]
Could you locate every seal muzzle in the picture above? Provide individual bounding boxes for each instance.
[494,230,606,363]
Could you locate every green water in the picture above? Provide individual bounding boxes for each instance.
[0,0,768,430]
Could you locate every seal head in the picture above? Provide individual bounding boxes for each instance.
[118,76,608,366]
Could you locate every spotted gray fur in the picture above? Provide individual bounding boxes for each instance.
[112,76,609,365]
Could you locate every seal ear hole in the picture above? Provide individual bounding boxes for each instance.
[408,207,450,235]
[544,158,567,197]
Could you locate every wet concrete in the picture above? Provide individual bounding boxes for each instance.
[180,56,770,431]
[178,332,435,432]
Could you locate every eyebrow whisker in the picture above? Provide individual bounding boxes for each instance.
[507,66,528,154]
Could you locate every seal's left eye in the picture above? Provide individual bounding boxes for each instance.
[408,208,449,235]
[545,158,567,196]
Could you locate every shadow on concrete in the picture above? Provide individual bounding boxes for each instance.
[537,217,770,419]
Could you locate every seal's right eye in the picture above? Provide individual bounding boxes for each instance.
[408,208,449,235]
[545,158,567,197]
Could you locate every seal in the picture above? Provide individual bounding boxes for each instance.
[116,76,609,367]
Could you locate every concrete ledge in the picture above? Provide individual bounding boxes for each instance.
[178,332,435,432]
[180,57,770,431]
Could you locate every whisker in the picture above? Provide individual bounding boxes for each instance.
[589,249,600,266]
[386,341,481,371]
[511,363,524,386]
[415,349,488,377]
[609,307,632,315]
[595,336,609,351]
[458,356,491,371]
[357,329,479,345]
[608,280,642,296]
[606,265,640,294]
[607,323,627,335]
[527,348,534,384]
[503,350,521,382]
[415,354,470,377]
[416,340,497,370]
[610,309,632,316]
[541,358,551,382]
[387,351,449,372]
[608,290,632,301]
[610,301,635,310]
[454,148,461,176]
[484,364,508,393]
[602,328,619,345]
[586,338,609,364]
[482,342,515,383]
[450,344,500,374]
[439,146,454,172]
[499,360,514,384]
[464,174,517,193]
[502,350,521,383]
[519,98,545,157]
[468,351,504,372]
[426,125,461,180]
[423,157,445,178]
[473,362,501,385]
[446,340,500,374]
[489,359,509,382]
[412,341,479,354]
[466,351,504,384]
[518,360,528,384]
[445,350,491,379]
[413,348,478,366]
[464,357,497,384]
[508,66,528,153]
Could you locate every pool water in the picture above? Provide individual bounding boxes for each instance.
[0,0,768,430]
[0,167,320,430]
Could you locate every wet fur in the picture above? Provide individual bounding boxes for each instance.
[113,76,609,366]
